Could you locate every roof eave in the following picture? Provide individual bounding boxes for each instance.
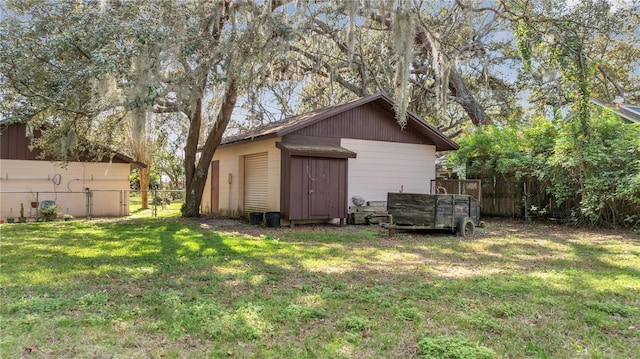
[276,142,357,159]
[221,132,280,147]
[111,153,147,168]
[401,105,459,151]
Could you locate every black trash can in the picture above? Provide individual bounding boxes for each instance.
[265,211,281,228]
[249,212,264,225]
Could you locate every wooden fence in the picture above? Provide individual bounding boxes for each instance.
[434,176,552,218]
[431,179,482,203]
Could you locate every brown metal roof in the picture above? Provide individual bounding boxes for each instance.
[222,92,459,151]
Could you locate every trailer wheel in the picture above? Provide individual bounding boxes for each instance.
[457,217,475,237]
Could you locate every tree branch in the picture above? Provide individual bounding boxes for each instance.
[597,66,626,99]
[291,45,366,96]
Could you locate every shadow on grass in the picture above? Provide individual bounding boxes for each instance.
[1,219,639,358]
[0,218,291,288]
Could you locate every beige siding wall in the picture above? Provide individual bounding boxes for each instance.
[202,138,281,216]
[0,160,131,219]
[341,139,436,204]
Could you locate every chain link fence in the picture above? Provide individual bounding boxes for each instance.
[1,189,186,221]
[129,189,185,217]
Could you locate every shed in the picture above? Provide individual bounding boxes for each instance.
[202,92,458,226]
[0,122,146,220]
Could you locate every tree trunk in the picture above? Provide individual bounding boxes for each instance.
[139,166,150,209]
[413,25,491,126]
[128,107,153,209]
[182,100,203,217]
[448,70,492,126]
[182,79,238,217]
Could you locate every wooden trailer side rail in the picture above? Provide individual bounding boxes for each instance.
[384,192,479,237]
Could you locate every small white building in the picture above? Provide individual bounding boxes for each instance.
[201,93,458,226]
[0,122,145,220]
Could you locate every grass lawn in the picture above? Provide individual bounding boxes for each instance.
[1,216,639,358]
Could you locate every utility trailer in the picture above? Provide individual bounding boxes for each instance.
[383,192,480,237]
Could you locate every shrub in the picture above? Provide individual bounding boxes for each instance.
[39,205,58,222]
[450,112,640,228]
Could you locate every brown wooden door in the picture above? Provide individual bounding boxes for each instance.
[210,160,219,212]
[289,156,347,220]
[308,158,336,218]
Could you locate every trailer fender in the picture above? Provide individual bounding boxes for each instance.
[457,217,475,237]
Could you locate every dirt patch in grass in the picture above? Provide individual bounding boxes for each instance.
[196,216,640,243]
[189,217,640,287]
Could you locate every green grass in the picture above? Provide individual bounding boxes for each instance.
[128,191,184,218]
[1,217,639,358]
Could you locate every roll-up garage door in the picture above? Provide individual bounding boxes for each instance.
[243,152,268,213]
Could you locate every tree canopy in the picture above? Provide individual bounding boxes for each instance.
[1,0,639,219]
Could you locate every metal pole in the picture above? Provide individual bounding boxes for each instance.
[153,188,157,217]
[85,188,90,220]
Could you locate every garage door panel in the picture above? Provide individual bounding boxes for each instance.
[244,153,268,213]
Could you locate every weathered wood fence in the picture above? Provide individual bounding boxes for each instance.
[433,176,554,218]
[431,179,481,203]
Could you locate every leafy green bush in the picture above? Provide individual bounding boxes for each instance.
[39,205,58,222]
[450,111,640,228]
[545,113,640,225]
[449,124,527,177]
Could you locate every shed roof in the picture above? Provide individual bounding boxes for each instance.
[275,143,357,159]
[222,92,459,151]
[591,98,640,124]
